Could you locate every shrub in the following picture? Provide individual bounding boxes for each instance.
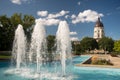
[91,55,98,63]
[92,59,113,65]
[111,52,118,57]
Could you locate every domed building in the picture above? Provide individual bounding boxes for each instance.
[93,17,105,41]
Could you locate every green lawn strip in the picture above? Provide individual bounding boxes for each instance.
[0,55,11,59]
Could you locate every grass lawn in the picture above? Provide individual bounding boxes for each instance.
[0,55,11,59]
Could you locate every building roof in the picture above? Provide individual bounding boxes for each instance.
[95,17,104,27]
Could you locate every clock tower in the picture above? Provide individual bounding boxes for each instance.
[93,17,105,41]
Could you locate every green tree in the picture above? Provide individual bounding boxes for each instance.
[10,13,23,28]
[72,41,82,55]
[113,40,120,52]
[47,35,56,53]
[46,35,56,61]
[0,13,35,51]
[71,41,75,52]
[10,13,35,40]
[0,15,14,50]
[98,37,114,52]
[22,15,35,40]
[80,37,98,52]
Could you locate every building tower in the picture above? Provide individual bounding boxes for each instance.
[93,17,105,41]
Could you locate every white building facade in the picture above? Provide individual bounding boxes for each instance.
[93,17,105,41]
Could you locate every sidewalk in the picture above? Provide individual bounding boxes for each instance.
[110,56,120,67]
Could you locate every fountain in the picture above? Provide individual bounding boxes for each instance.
[11,24,26,69]
[56,21,72,76]
[29,20,47,73]
[5,20,72,80]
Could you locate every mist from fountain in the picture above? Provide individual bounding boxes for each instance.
[12,24,26,69]
[29,20,47,73]
[56,21,72,76]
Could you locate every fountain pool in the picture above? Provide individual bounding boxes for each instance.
[1,56,120,80]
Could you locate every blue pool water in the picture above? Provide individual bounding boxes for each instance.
[0,55,120,80]
[72,55,90,64]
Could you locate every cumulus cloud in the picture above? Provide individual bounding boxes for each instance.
[37,11,48,17]
[72,9,104,24]
[65,15,69,19]
[71,14,76,19]
[36,10,70,26]
[47,10,69,19]
[45,18,60,26]
[10,0,30,5]
[70,31,77,35]
[10,0,21,5]
[78,1,81,5]
[70,37,79,41]
[60,10,69,15]
[35,18,60,26]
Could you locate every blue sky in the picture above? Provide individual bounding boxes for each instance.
[0,0,120,40]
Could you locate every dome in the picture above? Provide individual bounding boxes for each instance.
[95,17,104,27]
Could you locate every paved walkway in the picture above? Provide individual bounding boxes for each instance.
[110,55,120,68]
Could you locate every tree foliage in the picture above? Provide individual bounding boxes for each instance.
[0,13,35,51]
[72,42,81,55]
[0,15,13,50]
[113,40,120,52]
[98,37,114,52]
[80,37,98,52]
[46,35,56,61]
[47,35,56,53]
[22,15,35,40]
[10,13,35,40]
[10,13,23,28]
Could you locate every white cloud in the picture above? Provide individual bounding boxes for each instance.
[45,18,60,26]
[71,37,79,41]
[78,1,81,5]
[11,0,21,5]
[60,10,69,15]
[10,0,30,5]
[72,9,104,24]
[36,10,70,26]
[37,11,48,17]
[70,31,77,35]
[71,14,76,19]
[35,18,60,26]
[47,10,69,19]
[65,15,69,19]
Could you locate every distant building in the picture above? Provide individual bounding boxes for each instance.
[93,17,105,41]
[73,41,80,45]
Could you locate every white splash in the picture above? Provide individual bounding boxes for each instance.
[56,21,72,76]
[12,24,26,69]
[29,20,47,73]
